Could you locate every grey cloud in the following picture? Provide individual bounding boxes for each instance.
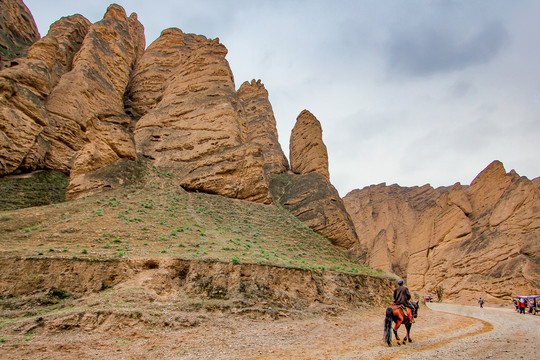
[386,21,509,76]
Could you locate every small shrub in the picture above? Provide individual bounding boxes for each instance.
[232,256,240,264]
[82,248,88,254]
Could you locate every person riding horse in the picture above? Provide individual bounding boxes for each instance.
[394,280,414,323]
[384,280,419,346]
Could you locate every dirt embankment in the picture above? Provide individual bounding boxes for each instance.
[0,256,393,309]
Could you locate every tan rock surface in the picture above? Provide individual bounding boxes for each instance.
[270,172,359,250]
[237,79,289,177]
[344,161,540,303]
[0,0,40,68]
[289,110,330,180]
[42,5,145,199]
[0,14,91,175]
[131,29,270,203]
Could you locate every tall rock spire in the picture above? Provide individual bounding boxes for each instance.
[289,110,330,180]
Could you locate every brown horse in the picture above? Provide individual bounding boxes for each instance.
[384,301,419,346]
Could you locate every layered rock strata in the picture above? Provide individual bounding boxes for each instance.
[0,14,91,175]
[237,79,289,177]
[270,172,359,250]
[51,5,145,198]
[344,161,540,302]
[0,0,40,68]
[129,28,270,203]
[1,3,360,257]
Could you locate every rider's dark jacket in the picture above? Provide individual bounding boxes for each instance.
[393,285,411,306]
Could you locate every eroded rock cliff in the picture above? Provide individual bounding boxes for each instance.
[0,3,360,253]
[344,161,540,302]
[0,0,40,68]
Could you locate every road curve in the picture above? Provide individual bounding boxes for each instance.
[391,303,540,360]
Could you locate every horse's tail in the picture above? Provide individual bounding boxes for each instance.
[384,307,393,346]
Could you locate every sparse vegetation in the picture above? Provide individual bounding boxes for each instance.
[0,178,384,278]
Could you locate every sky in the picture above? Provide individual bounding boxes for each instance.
[24,0,540,196]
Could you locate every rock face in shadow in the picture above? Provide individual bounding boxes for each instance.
[0,0,40,68]
[270,172,359,251]
[344,160,540,303]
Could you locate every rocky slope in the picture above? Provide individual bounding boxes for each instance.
[0,1,360,252]
[343,161,540,303]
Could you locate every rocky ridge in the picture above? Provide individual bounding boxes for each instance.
[343,161,540,302]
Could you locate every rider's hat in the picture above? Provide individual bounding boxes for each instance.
[398,280,404,285]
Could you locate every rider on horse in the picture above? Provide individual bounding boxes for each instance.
[394,279,414,323]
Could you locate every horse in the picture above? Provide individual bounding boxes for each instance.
[384,301,419,346]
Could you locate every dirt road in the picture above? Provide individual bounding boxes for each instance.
[1,302,538,359]
[387,303,540,360]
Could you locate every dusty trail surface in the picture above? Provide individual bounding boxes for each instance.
[389,303,540,360]
[1,302,538,359]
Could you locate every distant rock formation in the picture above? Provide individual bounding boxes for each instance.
[0,0,40,68]
[344,161,540,302]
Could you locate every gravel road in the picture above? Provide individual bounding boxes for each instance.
[390,303,540,360]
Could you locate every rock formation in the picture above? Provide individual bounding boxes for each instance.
[129,28,270,203]
[0,12,91,176]
[270,110,360,251]
[289,110,330,180]
[237,79,289,177]
[0,0,40,68]
[344,161,540,302]
[0,2,363,252]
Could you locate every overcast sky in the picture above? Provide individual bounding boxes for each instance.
[24,0,540,196]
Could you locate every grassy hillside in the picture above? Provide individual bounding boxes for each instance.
[0,175,384,277]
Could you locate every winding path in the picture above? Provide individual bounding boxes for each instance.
[370,303,540,360]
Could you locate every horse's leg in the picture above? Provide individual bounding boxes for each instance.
[405,322,413,343]
[393,319,402,345]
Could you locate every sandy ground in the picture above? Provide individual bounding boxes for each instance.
[0,302,538,359]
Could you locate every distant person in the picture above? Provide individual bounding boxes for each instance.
[513,299,518,312]
[478,297,484,308]
[394,280,414,322]
[519,297,526,314]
